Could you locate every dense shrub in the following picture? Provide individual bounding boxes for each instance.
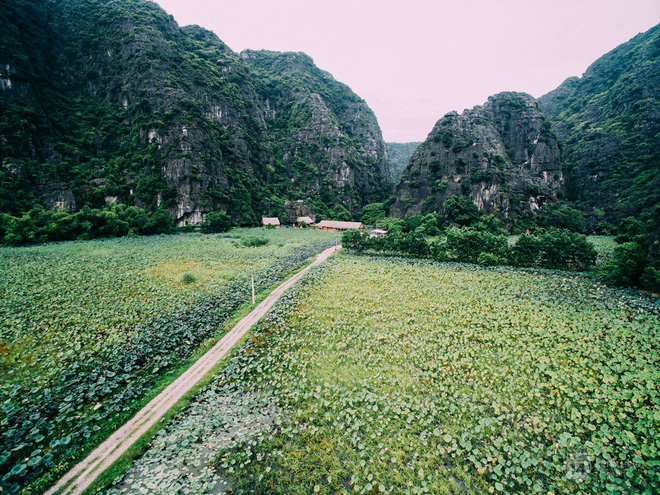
[442,196,480,226]
[346,224,599,273]
[144,207,175,234]
[408,213,443,236]
[614,216,650,245]
[604,242,650,287]
[473,213,508,235]
[429,239,448,261]
[477,252,501,266]
[539,205,587,233]
[241,236,270,247]
[202,211,231,233]
[386,231,430,258]
[375,217,405,234]
[341,230,365,251]
[511,229,597,271]
[445,227,508,264]
[0,205,175,245]
[343,230,429,258]
[360,203,386,224]
[603,212,660,291]
[641,265,660,292]
[510,234,542,267]
[330,204,352,221]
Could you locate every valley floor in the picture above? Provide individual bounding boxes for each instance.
[107,254,660,494]
[0,228,337,494]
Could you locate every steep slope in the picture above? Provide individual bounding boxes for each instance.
[539,24,660,220]
[386,142,421,183]
[0,0,390,227]
[242,50,391,218]
[391,92,564,224]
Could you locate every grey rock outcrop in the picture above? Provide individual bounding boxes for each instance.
[0,0,391,225]
[391,92,564,223]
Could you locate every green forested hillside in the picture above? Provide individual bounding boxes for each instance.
[0,0,389,239]
[243,50,391,219]
[539,24,660,222]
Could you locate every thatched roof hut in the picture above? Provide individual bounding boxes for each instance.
[297,216,314,225]
[261,217,280,227]
[314,220,364,231]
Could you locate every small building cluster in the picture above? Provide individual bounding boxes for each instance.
[260,217,366,232]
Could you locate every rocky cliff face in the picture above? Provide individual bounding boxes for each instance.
[0,0,390,225]
[386,142,421,183]
[538,24,660,221]
[391,92,564,223]
[242,50,391,217]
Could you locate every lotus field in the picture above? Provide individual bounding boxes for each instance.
[0,228,336,494]
[194,255,657,494]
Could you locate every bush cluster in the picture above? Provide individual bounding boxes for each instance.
[343,227,598,272]
[241,236,270,248]
[201,211,231,233]
[604,216,660,291]
[510,229,598,271]
[0,205,174,245]
[343,230,430,258]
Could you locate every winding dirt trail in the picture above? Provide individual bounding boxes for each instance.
[46,245,341,495]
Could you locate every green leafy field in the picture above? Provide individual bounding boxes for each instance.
[0,228,335,493]
[210,255,659,494]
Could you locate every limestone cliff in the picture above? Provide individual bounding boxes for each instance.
[242,50,391,218]
[386,142,421,183]
[0,0,390,225]
[391,92,564,223]
[539,24,660,221]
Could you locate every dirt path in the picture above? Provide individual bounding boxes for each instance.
[46,245,341,495]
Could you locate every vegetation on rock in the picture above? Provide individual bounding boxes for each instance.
[539,24,660,223]
[386,142,421,183]
[0,0,390,237]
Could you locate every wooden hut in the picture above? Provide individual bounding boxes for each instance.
[296,216,315,226]
[261,217,280,228]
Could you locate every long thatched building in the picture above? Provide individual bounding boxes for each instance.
[314,220,364,231]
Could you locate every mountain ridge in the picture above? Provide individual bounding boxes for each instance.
[0,0,390,227]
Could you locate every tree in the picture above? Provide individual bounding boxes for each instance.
[605,242,649,286]
[360,203,386,224]
[375,217,405,234]
[511,229,597,271]
[330,204,352,221]
[442,196,480,226]
[202,211,231,233]
[615,217,649,245]
[144,207,175,234]
[541,206,587,233]
[474,213,507,235]
[445,227,508,264]
[341,230,364,251]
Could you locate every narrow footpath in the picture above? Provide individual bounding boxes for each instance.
[46,244,341,495]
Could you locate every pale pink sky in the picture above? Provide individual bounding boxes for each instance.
[152,0,659,142]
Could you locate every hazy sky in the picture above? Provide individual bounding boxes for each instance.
[152,0,659,142]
